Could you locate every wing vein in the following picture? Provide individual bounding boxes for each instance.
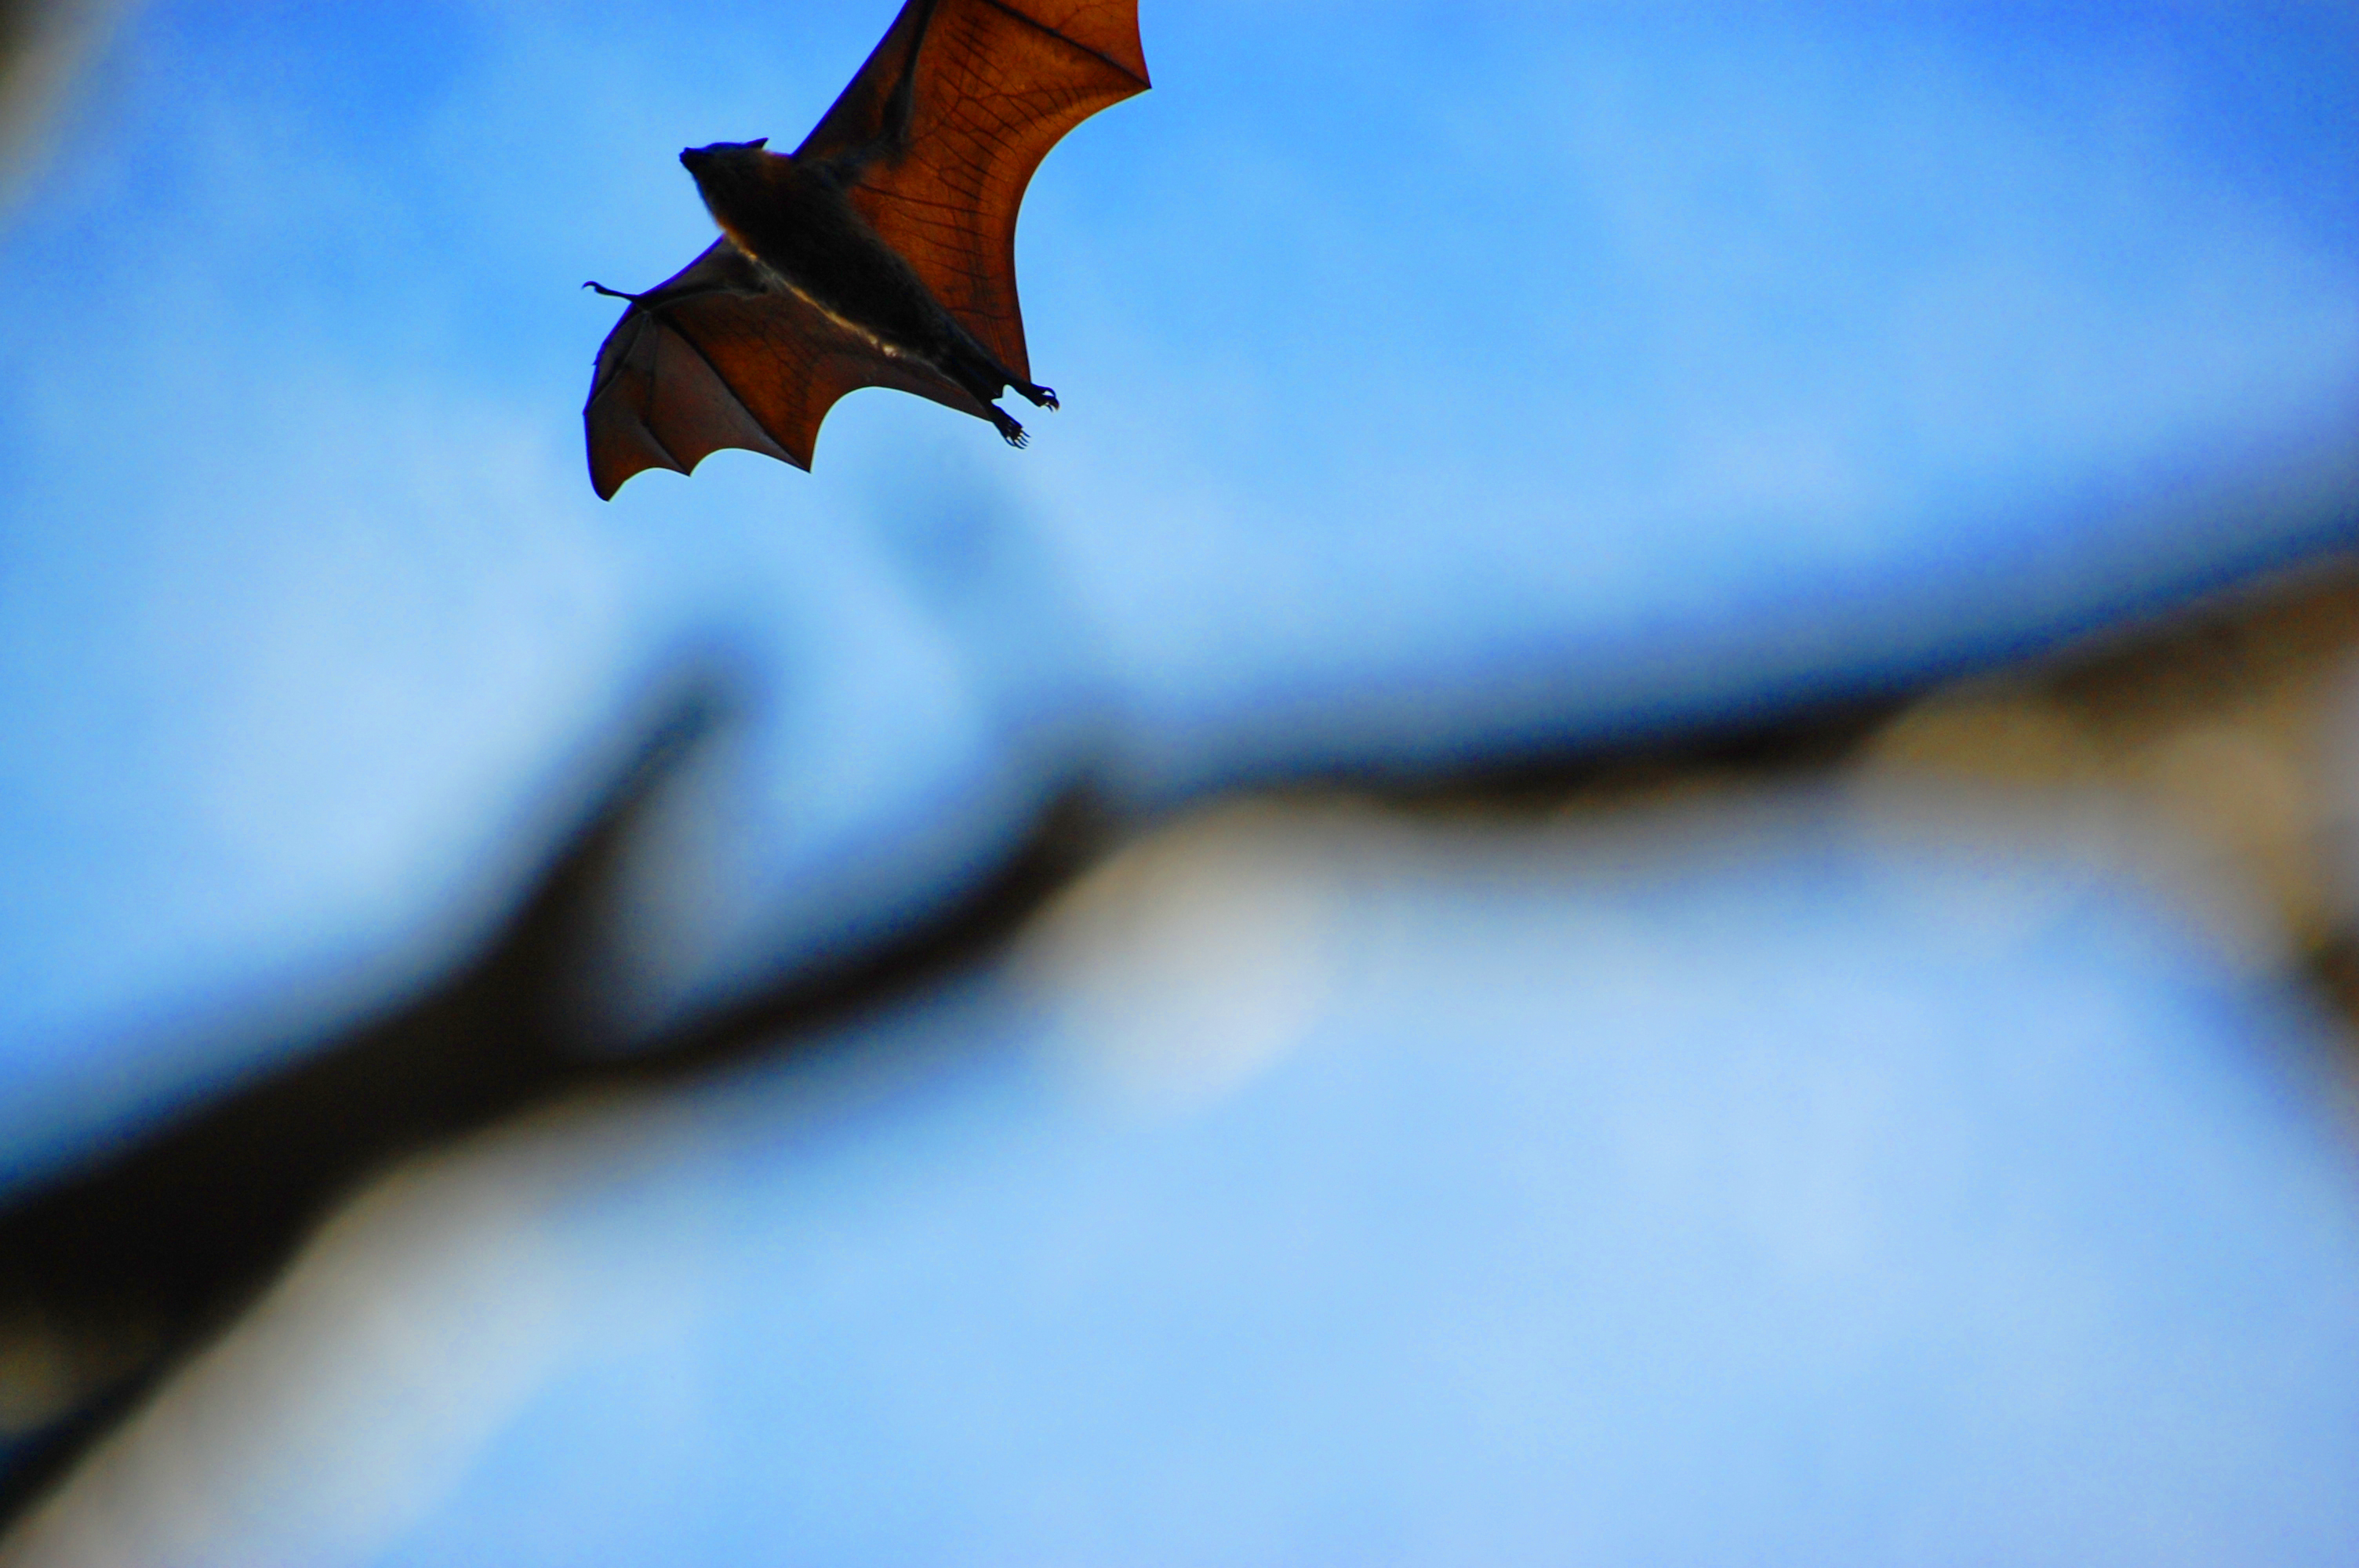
[969,0,1149,86]
[647,304,790,459]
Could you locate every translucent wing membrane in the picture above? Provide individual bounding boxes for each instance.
[801,0,1150,379]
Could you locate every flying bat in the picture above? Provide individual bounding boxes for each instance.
[583,0,1149,498]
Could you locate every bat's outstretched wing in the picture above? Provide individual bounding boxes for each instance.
[797,0,1150,382]
[583,240,990,499]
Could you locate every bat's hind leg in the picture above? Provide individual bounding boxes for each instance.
[942,336,1045,446]
[950,332,1058,418]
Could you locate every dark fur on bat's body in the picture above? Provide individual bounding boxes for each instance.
[679,141,1056,445]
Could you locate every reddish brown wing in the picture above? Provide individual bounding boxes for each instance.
[584,240,990,498]
[794,0,1149,381]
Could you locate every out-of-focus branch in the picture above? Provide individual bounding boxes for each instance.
[0,0,135,216]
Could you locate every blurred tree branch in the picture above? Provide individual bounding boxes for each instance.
[0,0,134,214]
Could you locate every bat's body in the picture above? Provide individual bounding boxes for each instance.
[584,0,1148,497]
[683,141,1053,444]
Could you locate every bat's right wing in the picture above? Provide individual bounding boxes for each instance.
[794,0,1149,383]
[584,240,990,498]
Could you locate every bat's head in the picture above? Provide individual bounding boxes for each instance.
[679,139,770,174]
[679,139,776,218]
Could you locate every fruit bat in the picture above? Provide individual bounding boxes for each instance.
[583,0,1149,498]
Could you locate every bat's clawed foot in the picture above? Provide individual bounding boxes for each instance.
[990,407,1029,448]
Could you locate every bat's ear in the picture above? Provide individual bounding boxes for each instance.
[748,137,769,151]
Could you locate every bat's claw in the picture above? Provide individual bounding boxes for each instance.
[1016,381,1059,412]
[990,408,1029,448]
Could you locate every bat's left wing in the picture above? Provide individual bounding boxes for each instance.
[796,0,1150,383]
[584,240,990,498]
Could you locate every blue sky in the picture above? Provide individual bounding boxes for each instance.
[0,2,2355,1178]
